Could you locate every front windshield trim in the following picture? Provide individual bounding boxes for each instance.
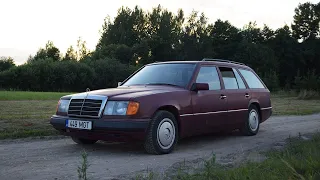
[121,63,197,89]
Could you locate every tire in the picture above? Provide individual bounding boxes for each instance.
[144,110,178,155]
[71,137,98,145]
[241,105,260,136]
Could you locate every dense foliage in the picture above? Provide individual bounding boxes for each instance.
[1,2,320,92]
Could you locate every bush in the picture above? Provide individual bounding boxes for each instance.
[261,70,280,91]
[297,90,320,100]
[0,60,95,92]
[294,70,320,92]
[86,58,138,89]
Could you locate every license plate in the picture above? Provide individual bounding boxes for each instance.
[66,120,92,130]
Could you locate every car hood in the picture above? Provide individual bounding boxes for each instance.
[61,85,187,100]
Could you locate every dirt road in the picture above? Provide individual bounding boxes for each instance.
[1,114,320,180]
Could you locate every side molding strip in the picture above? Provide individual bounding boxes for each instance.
[180,107,273,117]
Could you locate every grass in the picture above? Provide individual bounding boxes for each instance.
[271,94,320,115]
[0,91,320,139]
[0,100,59,139]
[169,133,320,180]
[0,91,73,100]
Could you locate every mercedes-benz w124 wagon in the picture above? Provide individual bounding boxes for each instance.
[50,58,272,154]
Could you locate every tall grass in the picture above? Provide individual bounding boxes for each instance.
[297,90,320,100]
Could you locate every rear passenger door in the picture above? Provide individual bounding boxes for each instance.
[191,65,228,131]
[218,67,250,126]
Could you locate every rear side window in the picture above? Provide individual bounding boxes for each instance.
[196,66,221,90]
[239,69,265,89]
[219,67,239,89]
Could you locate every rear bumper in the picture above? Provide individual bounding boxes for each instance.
[50,115,150,142]
[261,108,272,123]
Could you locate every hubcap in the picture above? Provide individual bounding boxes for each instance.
[157,118,175,150]
[249,110,259,131]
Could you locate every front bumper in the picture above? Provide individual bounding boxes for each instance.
[50,115,150,142]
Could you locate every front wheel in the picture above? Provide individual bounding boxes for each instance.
[71,137,98,145]
[241,105,260,136]
[144,110,178,155]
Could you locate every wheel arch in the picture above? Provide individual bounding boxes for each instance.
[248,100,261,120]
[155,105,181,137]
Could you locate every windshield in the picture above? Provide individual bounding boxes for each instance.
[122,63,196,88]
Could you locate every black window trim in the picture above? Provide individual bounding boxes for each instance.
[233,68,249,89]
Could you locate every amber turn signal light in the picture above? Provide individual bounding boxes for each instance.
[126,102,139,115]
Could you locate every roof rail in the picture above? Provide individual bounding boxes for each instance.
[201,58,245,65]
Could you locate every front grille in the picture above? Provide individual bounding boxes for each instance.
[68,98,103,118]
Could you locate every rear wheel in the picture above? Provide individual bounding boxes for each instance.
[71,137,98,145]
[241,105,260,136]
[144,110,178,155]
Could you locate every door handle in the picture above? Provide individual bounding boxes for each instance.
[245,93,250,98]
[220,95,227,99]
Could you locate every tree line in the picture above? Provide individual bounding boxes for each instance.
[1,2,320,92]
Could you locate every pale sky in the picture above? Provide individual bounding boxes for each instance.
[0,0,317,65]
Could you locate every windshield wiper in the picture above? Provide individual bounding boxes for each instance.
[146,83,181,87]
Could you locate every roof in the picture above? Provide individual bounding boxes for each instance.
[149,58,248,68]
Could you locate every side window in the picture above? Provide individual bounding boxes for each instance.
[196,66,221,90]
[219,67,239,89]
[239,69,265,89]
[233,69,246,89]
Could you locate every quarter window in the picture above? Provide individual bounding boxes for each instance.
[196,66,221,90]
[239,69,265,89]
[219,67,239,89]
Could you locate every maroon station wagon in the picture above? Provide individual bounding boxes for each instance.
[50,58,272,154]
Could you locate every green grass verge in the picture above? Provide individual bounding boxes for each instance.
[0,100,59,139]
[271,95,320,115]
[168,133,320,180]
[0,91,73,100]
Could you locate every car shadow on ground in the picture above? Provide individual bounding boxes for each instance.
[64,130,248,156]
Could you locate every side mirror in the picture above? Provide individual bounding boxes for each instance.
[118,82,122,87]
[191,83,209,91]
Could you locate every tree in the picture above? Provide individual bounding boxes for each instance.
[97,6,147,48]
[146,5,184,62]
[76,37,91,61]
[260,24,275,44]
[45,41,60,61]
[180,11,211,60]
[241,21,263,43]
[30,41,61,63]
[209,19,241,58]
[63,46,77,61]
[271,25,301,87]
[292,2,320,41]
[0,56,15,71]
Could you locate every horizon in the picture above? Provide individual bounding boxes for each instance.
[1,0,318,65]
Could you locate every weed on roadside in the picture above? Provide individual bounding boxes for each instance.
[78,150,89,180]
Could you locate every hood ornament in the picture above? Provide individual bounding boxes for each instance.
[86,88,90,92]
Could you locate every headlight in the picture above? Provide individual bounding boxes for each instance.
[104,101,139,115]
[57,99,69,113]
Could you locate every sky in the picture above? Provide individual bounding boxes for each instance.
[0,0,318,65]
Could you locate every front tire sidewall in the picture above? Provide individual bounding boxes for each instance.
[244,106,260,136]
[145,111,178,154]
